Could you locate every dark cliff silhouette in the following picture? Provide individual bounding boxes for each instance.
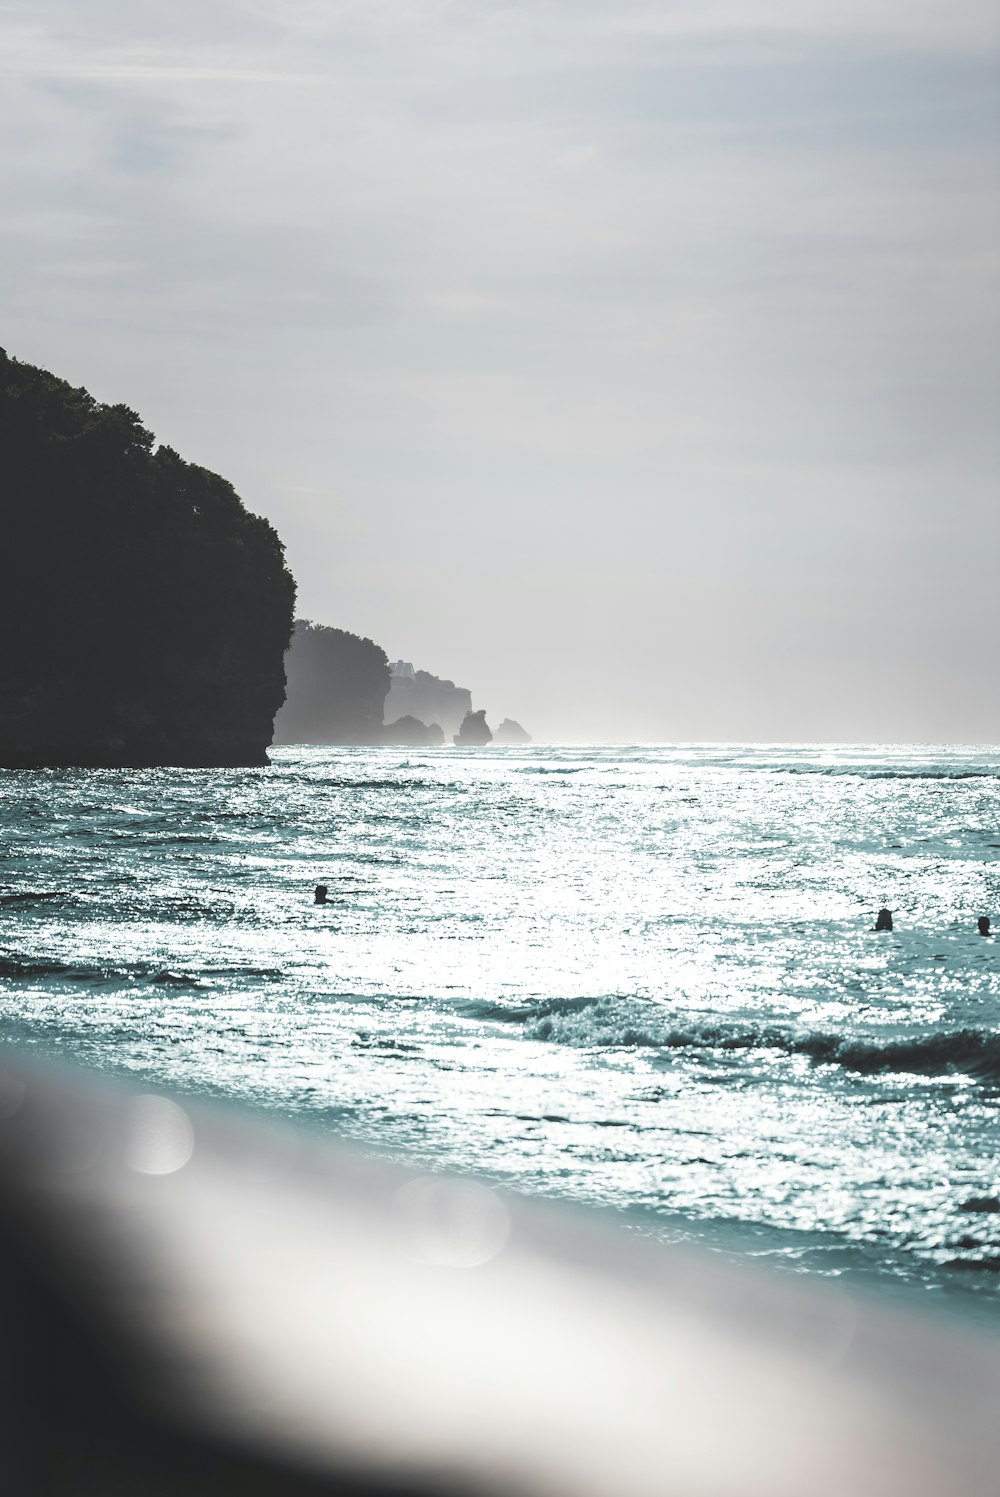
[493,718,532,745]
[454,710,493,746]
[384,663,472,740]
[273,620,390,744]
[382,715,445,746]
[0,350,295,768]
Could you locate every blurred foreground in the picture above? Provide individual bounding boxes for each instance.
[1,1053,998,1496]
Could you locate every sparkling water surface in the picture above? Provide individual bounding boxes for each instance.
[2,744,999,1309]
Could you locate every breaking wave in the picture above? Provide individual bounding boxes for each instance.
[0,891,75,907]
[281,775,445,791]
[0,951,283,988]
[501,998,1000,1083]
[780,767,997,781]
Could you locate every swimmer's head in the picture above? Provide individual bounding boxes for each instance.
[874,908,893,931]
[978,916,991,937]
[314,884,328,904]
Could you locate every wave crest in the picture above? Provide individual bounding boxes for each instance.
[512,998,1000,1082]
[781,766,997,781]
[0,951,283,988]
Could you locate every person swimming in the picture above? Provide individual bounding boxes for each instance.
[874,908,893,932]
[978,916,991,937]
[314,884,329,905]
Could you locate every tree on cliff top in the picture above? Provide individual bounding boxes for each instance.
[0,349,296,767]
[273,620,390,744]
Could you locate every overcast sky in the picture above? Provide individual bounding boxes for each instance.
[3,0,998,740]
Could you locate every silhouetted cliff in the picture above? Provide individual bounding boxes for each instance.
[494,718,532,744]
[384,663,472,739]
[383,715,445,746]
[274,620,390,744]
[0,350,295,767]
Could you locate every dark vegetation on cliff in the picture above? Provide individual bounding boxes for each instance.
[0,351,295,767]
[273,620,390,745]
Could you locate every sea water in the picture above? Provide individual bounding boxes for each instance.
[2,744,999,1311]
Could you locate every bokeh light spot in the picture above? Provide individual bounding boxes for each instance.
[126,1094,195,1176]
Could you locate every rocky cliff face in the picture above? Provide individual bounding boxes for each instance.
[454,710,493,745]
[384,665,472,740]
[494,718,532,744]
[383,715,445,746]
[0,351,295,768]
[273,621,390,744]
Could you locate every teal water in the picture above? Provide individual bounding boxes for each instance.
[2,744,999,1308]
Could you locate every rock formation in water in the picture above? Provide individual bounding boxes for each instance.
[382,715,445,746]
[273,620,390,744]
[0,350,295,768]
[383,662,472,740]
[454,709,493,746]
[493,718,532,745]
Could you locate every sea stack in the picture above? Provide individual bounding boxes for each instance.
[454,710,493,745]
[493,718,532,744]
[383,715,445,746]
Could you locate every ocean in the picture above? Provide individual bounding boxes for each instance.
[2,743,999,1314]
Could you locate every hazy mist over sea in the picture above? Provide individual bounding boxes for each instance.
[2,0,998,743]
